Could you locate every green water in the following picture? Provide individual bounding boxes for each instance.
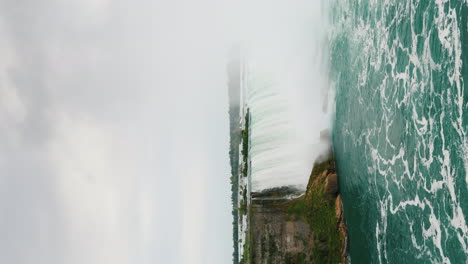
[329,0,468,263]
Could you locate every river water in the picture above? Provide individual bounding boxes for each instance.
[329,0,467,263]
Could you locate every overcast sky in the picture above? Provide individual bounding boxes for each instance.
[0,0,326,263]
[0,0,234,263]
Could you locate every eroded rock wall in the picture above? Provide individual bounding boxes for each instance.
[250,200,314,264]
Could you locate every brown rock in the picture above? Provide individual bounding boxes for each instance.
[311,170,328,189]
[321,170,328,179]
[324,173,339,196]
[250,200,315,263]
[339,219,347,235]
[335,194,342,220]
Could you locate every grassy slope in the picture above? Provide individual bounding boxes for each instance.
[286,156,343,264]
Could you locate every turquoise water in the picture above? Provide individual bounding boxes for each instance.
[330,0,468,263]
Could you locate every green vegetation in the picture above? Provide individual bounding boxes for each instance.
[239,203,253,264]
[228,110,241,263]
[286,157,343,264]
[284,252,307,264]
[228,105,241,262]
[229,109,250,263]
[239,238,250,264]
[238,110,250,217]
[286,198,308,221]
[268,234,277,264]
[227,55,248,264]
[238,190,247,215]
[241,109,250,177]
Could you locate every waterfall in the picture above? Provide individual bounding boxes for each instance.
[242,59,329,192]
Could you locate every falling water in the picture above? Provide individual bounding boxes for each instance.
[242,58,330,192]
[236,0,330,193]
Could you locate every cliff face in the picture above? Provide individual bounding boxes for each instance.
[248,157,348,264]
[250,199,314,264]
[303,158,348,264]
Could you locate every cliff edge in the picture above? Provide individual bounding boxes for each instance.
[248,156,348,263]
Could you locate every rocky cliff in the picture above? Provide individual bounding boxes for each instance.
[248,157,348,264]
[250,198,314,264]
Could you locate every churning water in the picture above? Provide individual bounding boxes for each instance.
[330,0,467,263]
